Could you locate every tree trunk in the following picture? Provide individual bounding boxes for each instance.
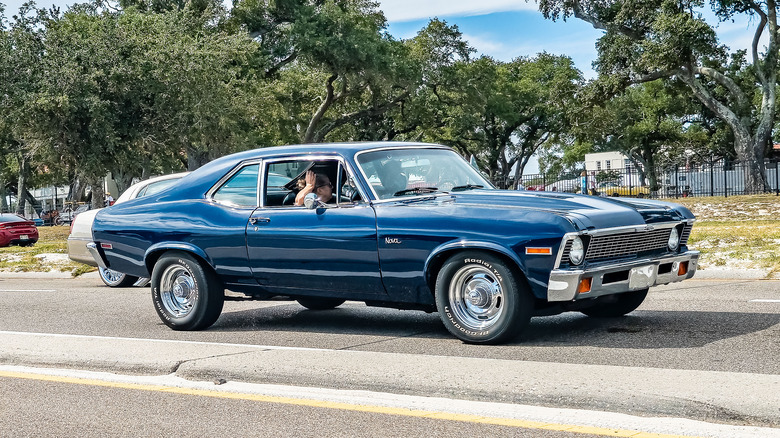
[186,146,210,171]
[89,176,105,210]
[0,176,8,213]
[15,155,28,216]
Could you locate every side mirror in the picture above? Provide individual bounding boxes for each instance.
[303,193,320,209]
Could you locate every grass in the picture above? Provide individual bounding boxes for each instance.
[672,195,780,277]
[2,194,779,277]
[0,225,95,275]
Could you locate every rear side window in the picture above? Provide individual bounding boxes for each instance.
[137,178,181,198]
[212,164,260,207]
[0,214,26,223]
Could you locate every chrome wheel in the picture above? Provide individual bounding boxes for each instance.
[448,265,504,331]
[159,265,197,317]
[99,267,125,284]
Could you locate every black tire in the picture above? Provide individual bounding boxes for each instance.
[637,193,646,199]
[612,192,620,197]
[151,251,224,331]
[580,289,648,317]
[435,251,533,344]
[296,297,346,310]
[99,267,139,287]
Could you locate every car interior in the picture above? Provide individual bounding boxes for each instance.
[264,160,362,207]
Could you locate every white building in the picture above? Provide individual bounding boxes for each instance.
[584,151,630,172]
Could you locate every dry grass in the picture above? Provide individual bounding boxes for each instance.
[672,195,780,276]
[0,225,95,275]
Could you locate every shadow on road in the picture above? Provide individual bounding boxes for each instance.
[211,302,780,349]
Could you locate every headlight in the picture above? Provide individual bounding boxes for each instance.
[668,227,680,251]
[569,236,585,265]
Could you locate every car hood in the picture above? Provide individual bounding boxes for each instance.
[440,190,694,230]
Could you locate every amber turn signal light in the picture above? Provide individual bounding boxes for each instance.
[678,261,688,276]
[577,277,592,294]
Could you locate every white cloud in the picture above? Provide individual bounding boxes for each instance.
[378,0,538,22]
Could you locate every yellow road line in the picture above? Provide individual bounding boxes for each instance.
[0,369,701,438]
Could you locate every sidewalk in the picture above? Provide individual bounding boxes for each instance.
[1,330,778,428]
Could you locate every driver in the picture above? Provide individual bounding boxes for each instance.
[295,170,334,206]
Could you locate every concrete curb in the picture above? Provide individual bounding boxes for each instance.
[1,331,778,427]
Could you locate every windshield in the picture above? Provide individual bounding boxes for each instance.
[356,148,493,200]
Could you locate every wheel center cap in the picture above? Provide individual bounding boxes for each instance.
[467,288,489,307]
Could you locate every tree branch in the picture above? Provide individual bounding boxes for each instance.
[304,74,338,143]
[692,66,749,109]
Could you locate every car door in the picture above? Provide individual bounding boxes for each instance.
[246,158,384,296]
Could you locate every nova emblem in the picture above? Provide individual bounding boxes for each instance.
[385,237,402,245]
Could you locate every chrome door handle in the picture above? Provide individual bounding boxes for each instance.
[249,217,270,225]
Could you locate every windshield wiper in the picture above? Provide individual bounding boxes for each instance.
[393,187,440,196]
[450,184,484,192]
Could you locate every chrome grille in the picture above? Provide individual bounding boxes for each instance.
[585,228,672,262]
[680,224,692,245]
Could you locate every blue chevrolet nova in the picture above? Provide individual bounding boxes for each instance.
[89,142,699,344]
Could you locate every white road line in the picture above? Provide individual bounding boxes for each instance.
[0,289,57,292]
[750,299,780,303]
[2,364,778,438]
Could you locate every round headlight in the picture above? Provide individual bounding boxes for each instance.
[668,227,680,251]
[569,236,585,265]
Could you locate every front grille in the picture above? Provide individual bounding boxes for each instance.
[585,228,672,262]
[680,224,692,245]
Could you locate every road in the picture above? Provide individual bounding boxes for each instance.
[1,274,779,437]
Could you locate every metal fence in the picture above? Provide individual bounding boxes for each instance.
[512,160,780,198]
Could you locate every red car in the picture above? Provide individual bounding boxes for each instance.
[0,213,39,247]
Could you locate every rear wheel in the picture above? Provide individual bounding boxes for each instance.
[580,289,648,317]
[151,251,224,330]
[296,297,346,310]
[435,251,533,344]
[99,267,139,287]
[637,193,646,198]
[612,192,620,197]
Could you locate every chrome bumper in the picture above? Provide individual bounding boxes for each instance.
[67,237,97,266]
[547,250,699,302]
[86,242,109,269]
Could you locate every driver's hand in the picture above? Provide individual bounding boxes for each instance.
[305,170,316,187]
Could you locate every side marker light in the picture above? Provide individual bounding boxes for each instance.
[577,277,592,294]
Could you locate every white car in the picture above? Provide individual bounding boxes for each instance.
[68,172,188,287]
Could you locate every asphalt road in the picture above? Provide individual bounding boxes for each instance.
[1,275,779,436]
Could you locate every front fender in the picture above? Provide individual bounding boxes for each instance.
[423,240,527,290]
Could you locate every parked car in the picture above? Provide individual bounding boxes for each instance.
[596,181,651,198]
[0,213,39,247]
[87,142,699,344]
[68,172,188,287]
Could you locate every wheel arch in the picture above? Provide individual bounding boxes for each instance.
[423,241,531,298]
[144,243,217,280]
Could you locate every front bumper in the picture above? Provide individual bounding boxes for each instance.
[547,250,699,302]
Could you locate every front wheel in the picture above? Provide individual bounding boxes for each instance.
[580,288,648,317]
[296,297,346,310]
[99,267,139,287]
[435,252,533,344]
[151,251,224,330]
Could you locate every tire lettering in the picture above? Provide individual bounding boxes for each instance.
[463,258,503,283]
[442,306,489,337]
